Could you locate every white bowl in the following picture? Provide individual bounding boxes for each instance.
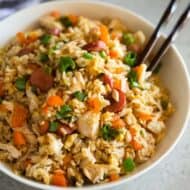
[0,1,190,190]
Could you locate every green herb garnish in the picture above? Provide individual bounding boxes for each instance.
[39,53,49,62]
[122,33,135,46]
[59,56,76,72]
[15,77,27,91]
[40,34,52,45]
[73,91,87,101]
[123,158,135,172]
[60,16,72,27]
[83,52,93,60]
[49,121,59,132]
[101,124,119,141]
[124,52,137,67]
[127,70,141,88]
[99,51,107,59]
[56,105,72,120]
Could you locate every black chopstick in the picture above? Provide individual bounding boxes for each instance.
[136,0,177,65]
[148,3,190,71]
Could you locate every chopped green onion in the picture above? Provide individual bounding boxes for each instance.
[15,77,27,91]
[49,121,59,132]
[73,91,87,101]
[123,158,135,172]
[58,56,76,72]
[101,124,119,141]
[161,100,168,110]
[124,52,137,67]
[127,70,141,88]
[83,52,93,60]
[40,34,52,45]
[39,53,49,62]
[122,33,135,46]
[60,16,72,27]
[99,51,107,59]
[56,105,72,119]
[153,63,162,74]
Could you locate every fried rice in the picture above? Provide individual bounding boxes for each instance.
[0,11,174,187]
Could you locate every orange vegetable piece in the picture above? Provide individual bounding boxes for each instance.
[109,173,120,181]
[68,15,78,25]
[129,127,137,137]
[16,32,27,45]
[131,139,143,151]
[11,103,28,128]
[50,10,61,19]
[100,24,109,44]
[134,64,144,82]
[113,79,121,90]
[51,172,68,187]
[39,121,49,135]
[27,31,38,44]
[110,50,119,58]
[112,116,125,129]
[47,95,63,107]
[13,131,26,146]
[136,111,152,121]
[88,97,101,112]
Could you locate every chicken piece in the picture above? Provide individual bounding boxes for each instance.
[38,134,63,156]
[83,164,106,183]
[26,85,39,112]
[0,143,21,159]
[77,111,100,139]
[147,120,165,134]
[40,15,63,31]
[83,163,120,183]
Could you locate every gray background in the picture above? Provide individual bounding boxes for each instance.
[0,0,190,190]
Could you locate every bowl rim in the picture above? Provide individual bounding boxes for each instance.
[0,0,190,189]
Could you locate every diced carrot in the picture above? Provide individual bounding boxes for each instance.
[129,127,136,137]
[131,139,143,151]
[112,116,125,129]
[68,15,78,25]
[47,95,63,107]
[136,111,152,121]
[16,32,27,45]
[0,80,4,97]
[11,103,28,128]
[50,10,61,19]
[88,97,101,113]
[133,64,144,82]
[100,24,109,44]
[39,121,49,135]
[110,50,119,58]
[113,79,121,90]
[63,154,72,166]
[26,31,38,44]
[51,172,68,187]
[109,173,120,181]
[13,131,26,147]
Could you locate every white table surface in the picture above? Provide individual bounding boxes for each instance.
[0,0,190,190]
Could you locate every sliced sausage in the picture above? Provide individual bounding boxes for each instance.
[106,90,126,113]
[30,67,53,92]
[83,40,106,52]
